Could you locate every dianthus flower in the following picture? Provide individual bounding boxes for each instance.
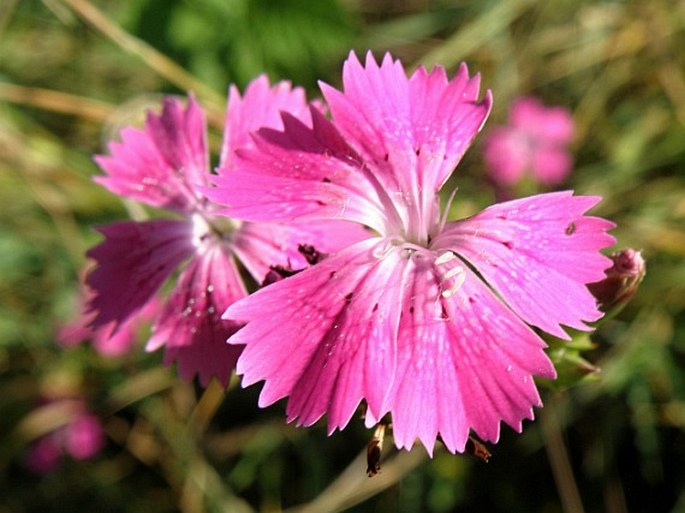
[84,77,363,386]
[483,96,575,187]
[207,52,615,454]
[58,285,159,357]
[24,397,105,474]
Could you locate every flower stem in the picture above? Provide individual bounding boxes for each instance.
[541,396,586,513]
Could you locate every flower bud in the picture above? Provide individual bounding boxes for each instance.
[588,249,645,315]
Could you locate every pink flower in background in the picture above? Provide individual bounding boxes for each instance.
[207,52,615,454]
[58,287,159,357]
[24,398,105,474]
[483,96,575,187]
[84,78,364,386]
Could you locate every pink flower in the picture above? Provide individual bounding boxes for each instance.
[64,413,106,460]
[207,52,615,454]
[25,435,62,474]
[24,399,105,474]
[483,96,575,187]
[84,78,364,386]
[58,286,159,357]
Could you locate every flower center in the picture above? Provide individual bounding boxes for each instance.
[191,212,242,249]
[371,237,466,298]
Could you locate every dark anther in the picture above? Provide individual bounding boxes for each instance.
[465,436,491,463]
[322,177,331,183]
[440,304,449,319]
[298,244,328,265]
[261,265,301,287]
[367,424,386,477]
[565,222,576,236]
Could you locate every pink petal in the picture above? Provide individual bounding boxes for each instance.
[322,52,491,195]
[510,97,574,144]
[208,107,388,231]
[86,219,195,330]
[483,127,530,186]
[25,436,62,474]
[64,414,105,460]
[375,259,554,455]
[147,245,246,386]
[530,144,573,185]
[59,317,137,357]
[94,96,208,212]
[232,220,370,282]
[433,192,615,339]
[225,239,400,431]
[219,75,310,171]
[58,293,159,357]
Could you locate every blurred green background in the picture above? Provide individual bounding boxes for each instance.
[1,0,685,512]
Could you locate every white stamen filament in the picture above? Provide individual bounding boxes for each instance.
[434,251,457,265]
[442,265,465,281]
[438,187,459,234]
[441,267,466,298]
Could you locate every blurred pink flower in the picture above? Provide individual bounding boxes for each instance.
[25,435,62,474]
[83,78,364,386]
[24,399,105,474]
[58,287,159,357]
[207,52,615,454]
[483,96,575,187]
[64,413,106,460]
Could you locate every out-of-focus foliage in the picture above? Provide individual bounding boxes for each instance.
[1,0,685,512]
